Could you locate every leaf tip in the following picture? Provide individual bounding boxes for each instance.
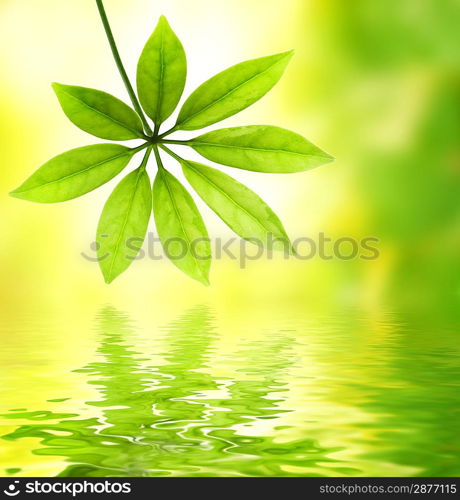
[321,151,335,164]
[281,49,295,61]
[102,271,115,285]
[51,82,63,92]
[196,269,211,287]
[9,187,27,200]
[200,276,211,287]
[158,15,170,28]
[99,258,115,284]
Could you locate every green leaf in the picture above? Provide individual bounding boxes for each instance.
[176,51,293,131]
[10,144,137,203]
[52,83,144,140]
[97,166,152,284]
[137,16,187,127]
[190,125,334,173]
[181,159,291,251]
[153,168,211,285]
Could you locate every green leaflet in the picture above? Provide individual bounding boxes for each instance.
[137,16,187,127]
[190,125,334,173]
[52,83,144,140]
[10,144,136,203]
[97,165,152,283]
[181,159,291,251]
[176,51,293,131]
[153,168,211,285]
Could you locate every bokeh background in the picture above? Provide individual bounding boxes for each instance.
[1,0,459,477]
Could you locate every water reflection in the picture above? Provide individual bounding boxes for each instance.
[2,307,460,476]
[351,324,460,477]
[3,305,335,477]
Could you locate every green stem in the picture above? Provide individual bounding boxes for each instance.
[139,147,152,171]
[132,142,150,155]
[159,144,184,163]
[157,125,179,140]
[95,0,153,136]
[160,139,190,146]
[153,145,166,170]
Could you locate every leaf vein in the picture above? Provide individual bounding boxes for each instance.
[161,170,204,278]
[154,24,165,126]
[61,88,142,137]
[192,142,329,159]
[107,168,144,282]
[15,149,133,194]
[178,57,285,127]
[185,162,276,238]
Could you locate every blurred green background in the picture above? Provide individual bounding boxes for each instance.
[1,0,459,477]
[1,0,459,312]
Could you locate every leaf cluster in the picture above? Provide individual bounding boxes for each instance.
[11,15,333,284]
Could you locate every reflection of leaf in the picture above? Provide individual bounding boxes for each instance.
[3,305,335,478]
[190,125,333,173]
[97,166,152,284]
[182,159,291,250]
[176,52,293,130]
[153,168,211,285]
[52,83,144,140]
[10,144,136,203]
[137,16,187,126]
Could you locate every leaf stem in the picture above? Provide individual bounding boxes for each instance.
[132,142,150,155]
[159,144,184,163]
[139,146,152,171]
[95,0,153,136]
[160,139,190,146]
[157,125,178,140]
[153,144,166,170]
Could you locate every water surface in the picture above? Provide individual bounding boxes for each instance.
[1,305,459,477]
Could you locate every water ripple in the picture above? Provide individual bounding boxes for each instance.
[1,305,459,477]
